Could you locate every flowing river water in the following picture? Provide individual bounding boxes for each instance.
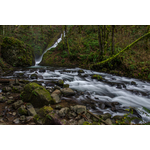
[1,34,150,124]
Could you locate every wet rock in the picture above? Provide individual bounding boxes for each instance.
[61,88,75,96]
[105,118,113,125]
[58,107,69,117]
[100,113,111,120]
[51,93,61,103]
[22,82,55,107]
[45,82,55,87]
[26,103,37,116]
[71,105,86,114]
[78,118,85,125]
[92,74,103,81]
[30,74,38,79]
[18,105,28,115]
[0,118,4,123]
[57,79,64,86]
[6,92,11,95]
[131,81,137,86]
[78,70,84,73]
[8,96,13,100]
[100,103,105,109]
[13,118,20,124]
[39,69,46,73]
[63,84,69,88]
[12,100,24,109]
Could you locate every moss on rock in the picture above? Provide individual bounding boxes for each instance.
[1,37,34,67]
[22,82,55,108]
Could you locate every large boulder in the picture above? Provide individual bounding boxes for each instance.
[1,37,34,67]
[21,82,55,108]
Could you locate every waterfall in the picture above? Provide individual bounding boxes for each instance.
[35,32,65,65]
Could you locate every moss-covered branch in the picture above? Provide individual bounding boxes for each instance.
[90,32,150,69]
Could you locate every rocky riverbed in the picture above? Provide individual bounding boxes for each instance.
[0,77,129,125]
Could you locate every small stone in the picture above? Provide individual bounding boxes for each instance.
[7,100,15,104]
[26,116,34,122]
[70,105,86,114]
[61,88,75,96]
[78,70,84,73]
[55,105,62,110]
[105,118,113,125]
[6,92,11,95]
[30,74,38,79]
[12,112,16,116]
[0,118,4,123]
[8,96,13,99]
[51,93,61,103]
[57,79,64,86]
[78,118,85,125]
[20,115,26,121]
[100,113,111,120]
[27,104,37,116]
[52,89,61,96]
[12,100,24,109]
[58,107,69,117]
[13,118,20,124]
[18,105,28,115]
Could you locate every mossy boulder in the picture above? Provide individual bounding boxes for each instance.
[21,82,55,108]
[1,37,34,67]
[92,74,103,81]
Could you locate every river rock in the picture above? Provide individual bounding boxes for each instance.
[70,105,86,114]
[20,115,26,122]
[26,116,34,122]
[105,118,113,125]
[63,84,69,88]
[12,86,23,93]
[18,105,28,115]
[51,93,61,103]
[0,96,6,103]
[21,82,55,107]
[58,107,69,117]
[61,88,75,96]
[2,86,11,92]
[57,79,64,86]
[55,105,62,110]
[78,70,84,74]
[7,100,15,104]
[52,89,61,96]
[12,100,24,109]
[78,118,85,125]
[100,113,111,120]
[26,103,37,116]
[30,74,38,79]
[13,118,20,124]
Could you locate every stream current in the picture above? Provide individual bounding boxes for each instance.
[2,66,150,124]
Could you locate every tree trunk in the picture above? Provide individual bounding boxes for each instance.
[65,25,70,57]
[146,25,149,51]
[112,25,115,55]
[98,25,103,59]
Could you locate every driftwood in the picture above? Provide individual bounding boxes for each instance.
[87,110,108,125]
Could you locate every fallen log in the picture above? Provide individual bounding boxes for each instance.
[87,110,109,125]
